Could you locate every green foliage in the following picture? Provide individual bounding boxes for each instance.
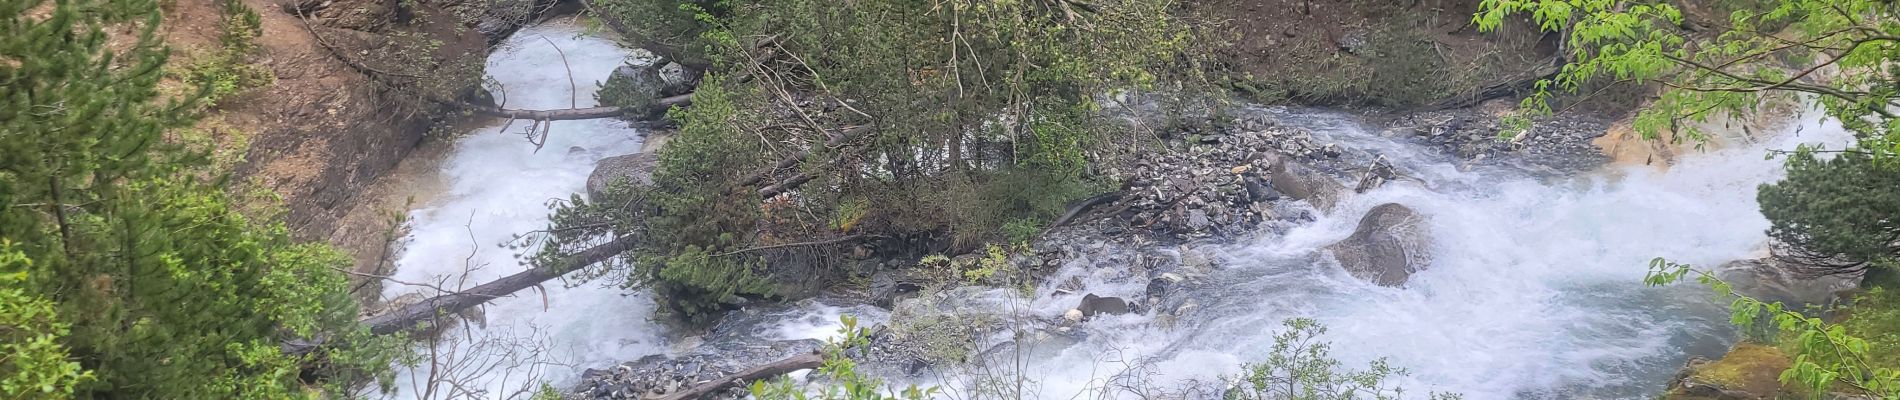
[595,67,659,113]
[1476,0,1900,145]
[0,0,398,397]
[751,316,939,400]
[1,249,93,400]
[1836,272,1900,373]
[557,0,1198,318]
[1227,318,1459,400]
[182,0,273,107]
[541,76,773,321]
[530,382,565,400]
[1648,259,1900,397]
[958,244,1014,284]
[1758,149,1900,271]
[636,75,774,320]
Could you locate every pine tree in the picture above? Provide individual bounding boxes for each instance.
[1,0,398,397]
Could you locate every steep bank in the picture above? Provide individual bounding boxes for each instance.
[158,0,573,285]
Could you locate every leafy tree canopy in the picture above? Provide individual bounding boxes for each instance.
[554,0,1208,319]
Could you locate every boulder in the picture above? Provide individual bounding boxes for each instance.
[1714,258,1861,308]
[1077,293,1132,318]
[602,62,695,106]
[1324,203,1430,287]
[469,0,560,44]
[1665,343,1799,400]
[1269,158,1347,211]
[585,152,659,200]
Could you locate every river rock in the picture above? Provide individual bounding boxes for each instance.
[1714,257,1860,307]
[1077,293,1132,317]
[1269,158,1346,211]
[586,152,659,199]
[1324,203,1430,287]
[607,62,694,101]
[1665,343,1800,400]
[468,0,560,44]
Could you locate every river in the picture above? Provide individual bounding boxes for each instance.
[378,20,1854,400]
[380,20,662,400]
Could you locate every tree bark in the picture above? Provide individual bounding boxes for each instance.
[656,353,824,400]
[361,235,640,335]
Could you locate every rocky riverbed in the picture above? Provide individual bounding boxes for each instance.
[566,103,1639,398]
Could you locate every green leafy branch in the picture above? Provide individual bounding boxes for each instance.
[1646,258,1900,397]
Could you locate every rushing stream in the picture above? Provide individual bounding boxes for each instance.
[383,20,1856,400]
[1001,110,1852,399]
[382,21,663,399]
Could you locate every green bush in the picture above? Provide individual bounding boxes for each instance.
[183,0,273,107]
[1229,319,1461,400]
[1838,273,1900,370]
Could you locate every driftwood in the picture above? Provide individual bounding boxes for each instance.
[653,353,824,400]
[1041,192,1123,235]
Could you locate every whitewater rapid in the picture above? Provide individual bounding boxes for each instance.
[381,21,663,399]
[381,19,1857,400]
[1002,109,1854,399]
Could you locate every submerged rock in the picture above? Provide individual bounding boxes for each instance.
[1324,203,1430,287]
[586,152,659,199]
[1077,293,1132,318]
[469,0,560,44]
[1715,257,1861,308]
[1269,158,1347,211]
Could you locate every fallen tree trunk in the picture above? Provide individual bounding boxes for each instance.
[361,235,640,335]
[362,124,865,335]
[473,93,693,122]
[656,353,824,400]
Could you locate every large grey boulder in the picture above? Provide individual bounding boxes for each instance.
[1715,257,1861,308]
[586,153,659,200]
[1324,203,1431,287]
[1269,158,1347,211]
[469,0,560,44]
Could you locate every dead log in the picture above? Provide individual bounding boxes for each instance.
[1040,191,1123,235]
[655,353,824,400]
[361,235,640,335]
[474,93,693,122]
[468,34,783,123]
[361,124,863,335]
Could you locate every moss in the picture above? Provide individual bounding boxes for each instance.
[1667,343,1816,399]
[1690,343,1790,390]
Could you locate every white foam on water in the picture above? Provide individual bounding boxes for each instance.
[984,108,1854,399]
[381,21,661,399]
[377,18,1859,399]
